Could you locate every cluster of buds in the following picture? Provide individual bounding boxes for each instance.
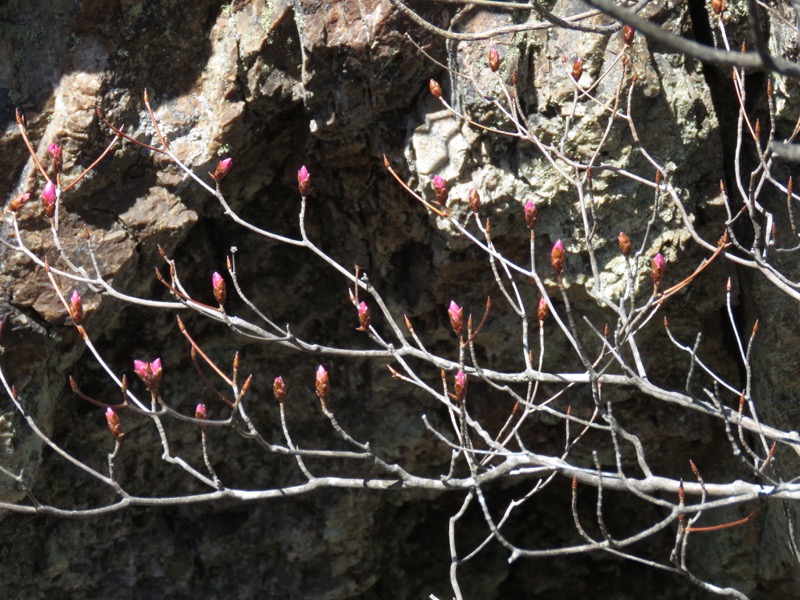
[211,157,233,182]
[453,370,467,403]
[41,181,56,218]
[651,253,666,287]
[551,240,565,274]
[212,272,226,306]
[524,200,538,230]
[133,358,163,392]
[69,290,83,325]
[273,376,287,404]
[488,47,500,72]
[48,143,62,174]
[618,232,632,257]
[356,301,371,331]
[537,297,549,322]
[105,407,124,440]
[448,301,463,338]
[297,165,311,196]
[468,188,481,214]
[315,365,329,402]
[429,79,442,99]
[432,175,448,204]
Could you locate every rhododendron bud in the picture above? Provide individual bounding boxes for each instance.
[448,301,463,338]
[356,301,370,331]
[651,253,666,286]
[41,181,56,218]
[537,297,549,322]
[432,175,448,203]
[453,370,467,402]
[429,79,442,99]
[571,58,584,81]
[623,25,635,46]
[468,188,481,214]
[69,290,83,325]
[524,201,538,230]
[105,407,124,439]
[297,165,311,196]
[273,376,287,403]
[488,47,500,72]
[212,272,226,305]
[618,232,632,257]
[315,365,329,400]
[195,403,207,421]
[551,240,565,274]
[8,192,30,212]
[134,358,162,392]
[48,143,62,173]
[212,157,232,181]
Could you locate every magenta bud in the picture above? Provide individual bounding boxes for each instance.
[69,290,83,325]
[453,370,467,402]
[524,200,538,230]
[212,157,233,181]
[133,358,163,392]
[212,271,226,306]
[432,175,448,203]
[48,143,63,173]
[551,239,565,274]
[195,403,208,421]
[356,301,371,331]
[273,376,287,403]
[41,181,56,218]
[315,365,329,401]
[651,253,666,287]
[537,297,549,322]
[105,407,124,439]
[448,300,463,338]
[298,165,311,197]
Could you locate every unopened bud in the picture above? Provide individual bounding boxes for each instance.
[488,47,500,72]
[623,25,635,46]
[48,143,62,173]
[429,79,442,99]
[105,407,124,439]
[651,253,666,287]
[212,272,226,306]
[69,290,83,325]
[273,376,287,403]
[448,300,463,338]
[468,188,481,214]
[212,157,233,181]
[41,181,56,218]
[195,403,208,421]
[432,175,448,203]
[524,200,538,230]
[297,165,311,197]
[453,370,467,402]
[618,232,632,257]
[8,192,30,212]
[356,301,371,331]
[315,365,329,401]
[551,239,565,274]
[571,58,584,81]
[133,358,163,392]
[537,297,549,321]
[711,0,726,15]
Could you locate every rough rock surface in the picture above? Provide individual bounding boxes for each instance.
[0,0,798,598]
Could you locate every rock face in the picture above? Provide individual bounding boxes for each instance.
[0,0,798,598]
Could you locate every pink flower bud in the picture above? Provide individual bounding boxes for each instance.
[48,143,62,173]
[105,407,124,439]
[41,181,56,218]
[524,200,538,230]
[453,370,467,402]
[133,358,163,392]
[432,175,448,203]
[69,290,83,325]
[315,365,329,401]
[448,300,463,338]
[537,297,549,322]
[551,239,565,274]
[212,272,226,306]
[273,376,287,403]
[651,253,666,287]
[298,165,311,197]
[212,157,233,181]
[356,301,371,331]
[488,47,500,72]
[195,403,207,421]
